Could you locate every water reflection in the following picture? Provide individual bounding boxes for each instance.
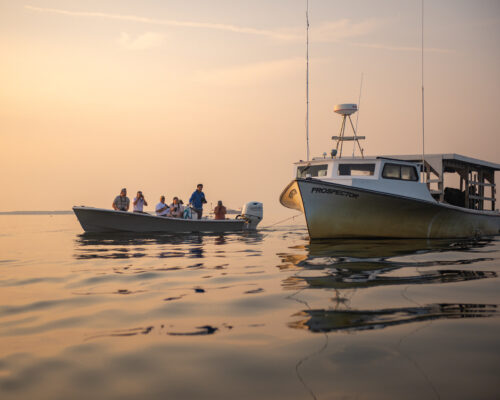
[85,324,220,341]
[214,235,226,245]
[279,238,498,333]
[280,238,499,399]
[289,303,498,333]
[278,238,494,270]
[74,231,264,260]
[284,269,497,290]
[279,238,496,290]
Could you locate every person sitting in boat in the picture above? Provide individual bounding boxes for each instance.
[133,191,148,213]
[168,197,184,218]
[155,196,169,216]
[189,183,207,219]
[112,188,130,211]
[214,200,227,220]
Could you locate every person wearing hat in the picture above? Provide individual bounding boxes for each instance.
[112,188,130,211]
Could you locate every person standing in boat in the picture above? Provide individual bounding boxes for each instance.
[169,197,184,218]
[133,191,148,213]
[155,196,169,216]
[189,184,207,219]
[214,200,227,220]
[112,188,130,211]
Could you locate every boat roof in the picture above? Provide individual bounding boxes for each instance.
[383,153,500,172]
[299,153,500,171]
[300,156,401,164]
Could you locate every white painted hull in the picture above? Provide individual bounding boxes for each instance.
[73,206,249,233]
[280,179,500,240]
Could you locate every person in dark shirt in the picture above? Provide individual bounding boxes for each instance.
[189,183,207,219]
[112,188,130,211]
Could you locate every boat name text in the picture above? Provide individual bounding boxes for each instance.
[311,187,359,198]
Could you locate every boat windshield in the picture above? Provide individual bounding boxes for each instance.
[297,164,328,178]
[382,163,418,181]
[338,163,375,176]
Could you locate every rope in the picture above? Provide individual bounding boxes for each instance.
[263,213,302,229]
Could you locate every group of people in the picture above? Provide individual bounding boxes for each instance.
[155,195,184,218]
[112,184,227,220]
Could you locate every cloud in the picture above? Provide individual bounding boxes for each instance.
[24,5,296,40]
[312,19,380,42]
[24,5,378,43]
[118,32,165,50]
[25,5,450,53]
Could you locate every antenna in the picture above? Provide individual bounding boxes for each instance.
[305,0,310,161]
[421,0,426,183]
[353,72,364,157]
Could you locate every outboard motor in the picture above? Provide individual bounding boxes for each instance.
[241,201,263,230]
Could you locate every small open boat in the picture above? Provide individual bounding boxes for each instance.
[73,202,263,233]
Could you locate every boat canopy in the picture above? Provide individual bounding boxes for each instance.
[384,153,499,211]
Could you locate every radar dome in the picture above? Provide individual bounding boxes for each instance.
[333,104,358,116]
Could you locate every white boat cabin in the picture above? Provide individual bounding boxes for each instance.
[295,157,433,202]
[294,154,499,211]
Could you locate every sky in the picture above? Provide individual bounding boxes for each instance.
[1,0,499,220]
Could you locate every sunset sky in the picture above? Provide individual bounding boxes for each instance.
[1,0,499,218]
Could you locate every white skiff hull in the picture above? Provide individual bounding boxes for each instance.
[280,179,500,240]
[73,206,248,233]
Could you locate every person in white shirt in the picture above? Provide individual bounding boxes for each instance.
[133,191,148,213]
[155,196,169,216]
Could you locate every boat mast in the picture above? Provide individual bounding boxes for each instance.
[421,0,426,183]
[353,72,364,157]
[306,0,310,161]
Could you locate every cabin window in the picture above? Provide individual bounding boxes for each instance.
[338,163,375,176]
[382,163,418,181]
[297,164,328,178]
[383,164,400,179]
[401,165,418,181]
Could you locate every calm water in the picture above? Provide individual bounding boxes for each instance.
[0,215,499,399]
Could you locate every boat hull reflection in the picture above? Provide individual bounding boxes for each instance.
[289,304,498,333]
[278,238,498,332]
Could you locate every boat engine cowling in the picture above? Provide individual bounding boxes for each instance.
[241,201,263,230]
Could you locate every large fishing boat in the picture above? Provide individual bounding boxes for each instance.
[280,3,499,240]
[280,104,500,240]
